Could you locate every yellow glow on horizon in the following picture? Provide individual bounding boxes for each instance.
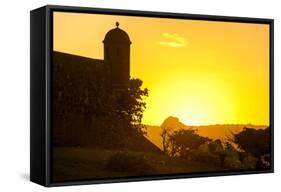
[53,12,270,126]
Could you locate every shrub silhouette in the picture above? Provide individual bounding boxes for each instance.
[190,139,224,167]
[222,142,242,169]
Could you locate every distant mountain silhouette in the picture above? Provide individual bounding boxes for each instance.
[161,116,188,129]
[146,116,268,150]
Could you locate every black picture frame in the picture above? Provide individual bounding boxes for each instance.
[30,4,274,187]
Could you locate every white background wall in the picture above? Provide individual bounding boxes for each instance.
[0,0,280,191]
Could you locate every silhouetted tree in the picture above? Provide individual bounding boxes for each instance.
[115,78,149,135]
[231,127,270,158]
[168,129,211,157]
[160,126,173,154]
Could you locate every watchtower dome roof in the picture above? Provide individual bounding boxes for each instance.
[103,22,131,44]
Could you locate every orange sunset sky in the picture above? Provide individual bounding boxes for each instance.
[53,11,270,126]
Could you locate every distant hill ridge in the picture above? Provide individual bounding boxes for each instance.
[146,116,268,150]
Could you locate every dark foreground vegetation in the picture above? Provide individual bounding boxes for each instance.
[160,126,270,170]
[53,147,222,181]
[53,126,270,182]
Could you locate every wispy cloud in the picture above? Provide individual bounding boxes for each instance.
[158,33,187,48]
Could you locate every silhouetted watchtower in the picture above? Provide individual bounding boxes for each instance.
[103,22,131,89]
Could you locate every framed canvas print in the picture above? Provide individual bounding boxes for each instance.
[30,5,274,187]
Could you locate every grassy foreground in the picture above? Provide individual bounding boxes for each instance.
[52,147,223,182]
